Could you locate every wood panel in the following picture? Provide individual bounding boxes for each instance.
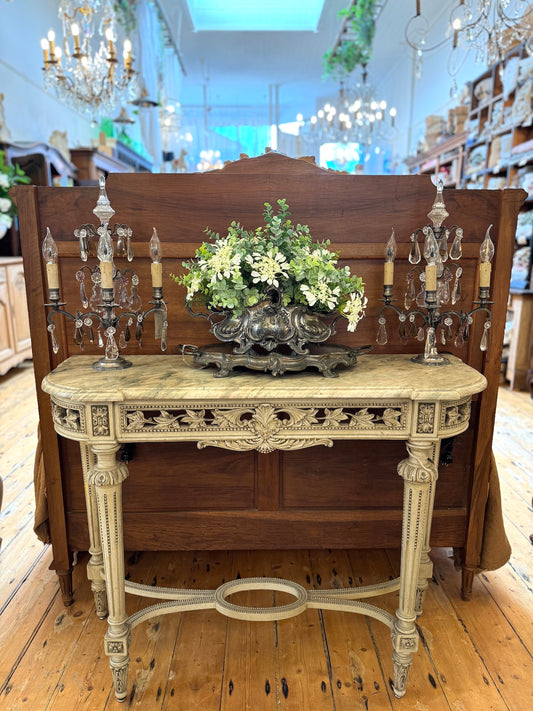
[12,153,526,601]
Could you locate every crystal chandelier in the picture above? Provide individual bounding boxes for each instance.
[297,75,397,149]
[40,0,137,121]
[406,1,533,82]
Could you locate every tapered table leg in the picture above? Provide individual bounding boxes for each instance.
[80,443,108,618]
[89,443,130,702]
[392,439,438,698]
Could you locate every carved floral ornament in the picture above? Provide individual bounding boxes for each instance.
[120,402,406,452]
[51,402,84,433]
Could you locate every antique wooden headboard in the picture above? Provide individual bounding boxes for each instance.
[14,152,525,603]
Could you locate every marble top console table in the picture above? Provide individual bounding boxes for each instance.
[42,353,486,700]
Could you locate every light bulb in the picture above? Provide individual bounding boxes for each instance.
[423,227,439,265]
[105,27,115,42]
[149,228,162,263]
[390,107,397,117]
[296,113,303,122]
[55,47,62,59]
[97,231,114,262]
[42,227,58,264]
[480,224,494,262]
[71,22,79,36]
[47,29,55,42]
[380,100,387,110]
[41,38,49,50]
[385,229,397,262]
[123,38,132,52]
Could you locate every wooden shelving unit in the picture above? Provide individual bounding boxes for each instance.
[404,131,467,187]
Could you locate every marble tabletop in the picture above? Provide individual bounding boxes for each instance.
[42,354,487,404]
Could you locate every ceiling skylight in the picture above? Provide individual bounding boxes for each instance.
[186,0,326,32]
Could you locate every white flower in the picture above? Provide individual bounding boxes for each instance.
[0,197,12,213]
[343,292,368,332]
[301,280,340,310]
[0,212,12,227]
[186,274,202,300]
[246,249,288,288]
[199,239,241,280]
[0,174,10,189]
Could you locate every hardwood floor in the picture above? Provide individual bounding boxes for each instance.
[0,361,531,710]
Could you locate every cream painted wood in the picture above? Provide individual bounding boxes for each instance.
[41,353,487,701]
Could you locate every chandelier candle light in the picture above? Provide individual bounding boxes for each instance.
[377,180,494,365]
[40,1,136,120]
[42,177,167,370]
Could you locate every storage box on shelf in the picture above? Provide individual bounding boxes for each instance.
[404,131,467,188]
[463,42,533,191]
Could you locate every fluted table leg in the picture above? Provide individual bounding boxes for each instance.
[80,443,108,618]
[392,439,438,698]
[89,443,130,702]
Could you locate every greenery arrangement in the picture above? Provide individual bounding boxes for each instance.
[323,0,376,79]
[173,199,367,332]
[0,151,30,239]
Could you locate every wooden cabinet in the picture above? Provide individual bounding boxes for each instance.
[13,154,525,605]
[0,257,32,375]
[71,142,152,186]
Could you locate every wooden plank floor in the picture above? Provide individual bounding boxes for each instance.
[0,361,531,710]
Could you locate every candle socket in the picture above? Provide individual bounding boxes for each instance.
[47,288,60,303]
[478,286,490,304]
[424,289,437,308]
[383,284,393,303]
[152,286,163,301]
[101,286,114,302]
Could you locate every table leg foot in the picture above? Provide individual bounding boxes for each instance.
[57,569,74,606]
[106,629,131,701]
[93,585,108,619]
[392,651,410,698]
[110,656,129,702]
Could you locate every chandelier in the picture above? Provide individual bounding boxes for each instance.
[39,0,137,121]
[405,1,533,82]
[297,75,397,149]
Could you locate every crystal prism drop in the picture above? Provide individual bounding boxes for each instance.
[399,319,408,345]
[424,327,436,360]
[135,319,143,342]
[154,309,163,339]
[376,317,388,346]
[125,323,131,342]
[97,329,104,348]
[118,279,129,308]
[441,328,446,345]
[416,285,425,308]
[480,320,491,352]
[416,326,425,341]
[47,324,59,354]
[408,234,421,264]
[444,317,453,343]
[449,229,463,260]
[161,320,168,352]
[105,328,119,360]
[130,284,142,311]
[454,326,465,349]
[126,235,134,262]
[76,271,89,308]
[119,330,127,349]
[441,280,450,305]
[408,316,417,338]
[451,276,462,305]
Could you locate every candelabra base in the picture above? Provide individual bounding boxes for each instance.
[411,352,451,366]
[92,356,133,371]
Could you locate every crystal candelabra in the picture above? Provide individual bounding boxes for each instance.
[42,177,167,370]
[377,180,494,365]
